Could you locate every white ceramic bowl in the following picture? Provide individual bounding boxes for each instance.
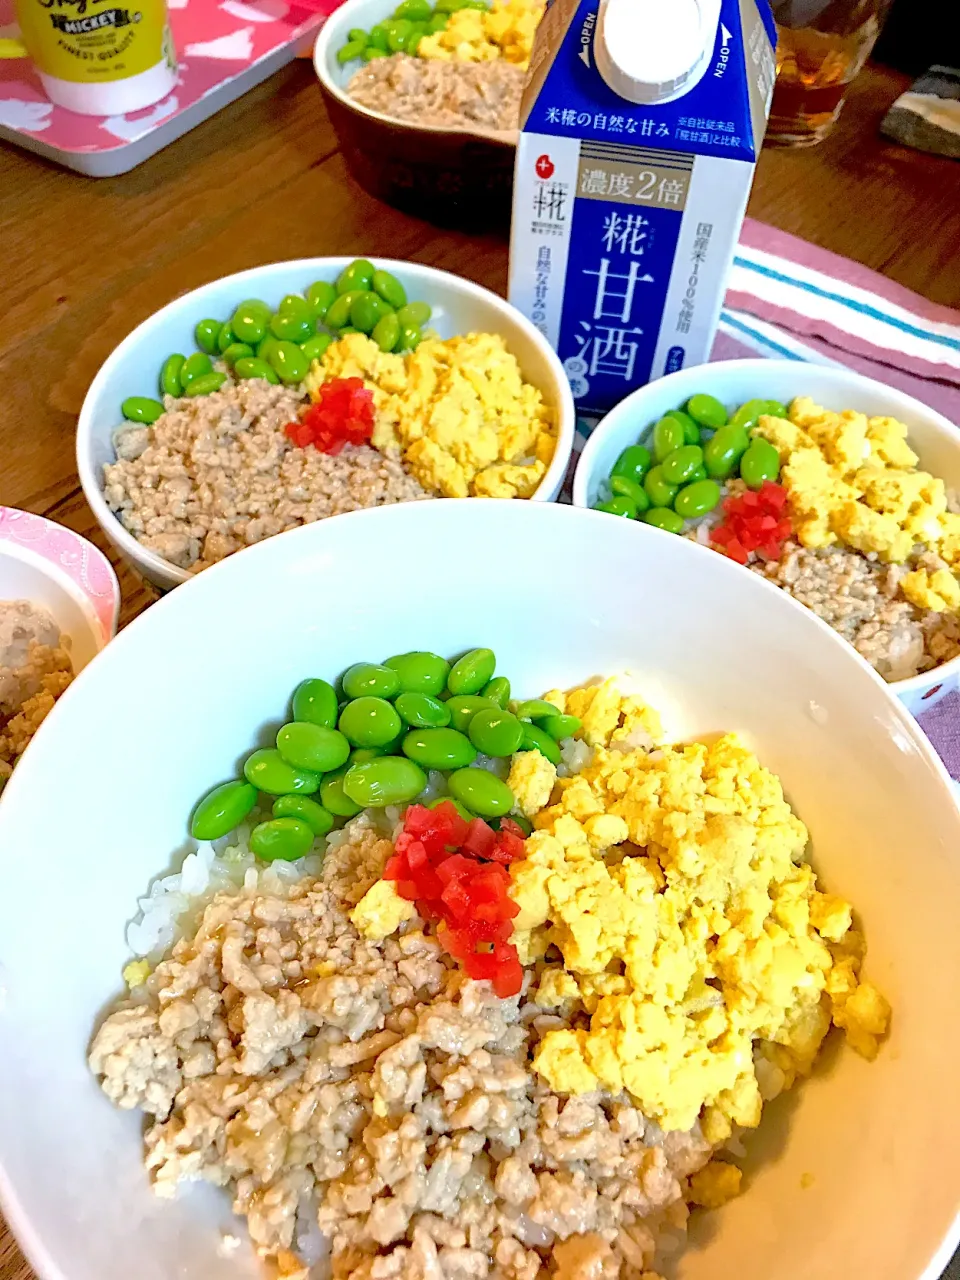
[572,359,960,716]
[77,258,575,593]
[0,506,119,674]
[1,499,959,1280]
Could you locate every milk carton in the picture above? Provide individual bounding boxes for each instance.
[508,0,776,416]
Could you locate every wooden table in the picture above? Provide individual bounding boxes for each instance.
[1,55,959,1280]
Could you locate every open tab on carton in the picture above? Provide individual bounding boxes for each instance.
[508,0,776,417]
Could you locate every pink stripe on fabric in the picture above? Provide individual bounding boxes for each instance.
[740,218,960,329]
[723,284,960,387]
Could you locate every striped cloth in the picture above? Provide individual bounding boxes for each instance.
[569,217,960,792]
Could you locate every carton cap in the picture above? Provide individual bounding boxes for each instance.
[595,0,720,105]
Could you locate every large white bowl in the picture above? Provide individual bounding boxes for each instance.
[572,359,960,717]
[77,258,575,593]
[2,500,960,1280]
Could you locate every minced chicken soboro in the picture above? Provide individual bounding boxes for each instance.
[103,380,428,573]
[347,54,525,133]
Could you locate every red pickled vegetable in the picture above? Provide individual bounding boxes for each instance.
[285,377,375,454]
[710,481,792,565]
[382,801,527,996]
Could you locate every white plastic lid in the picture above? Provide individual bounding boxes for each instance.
[594,0,721,106]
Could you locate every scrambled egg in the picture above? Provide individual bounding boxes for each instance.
[351,878,416,940]
[754,398,960,592]
[508,682,890,1132]
[418,0,545,69]
[307,332,555,499]
[122,959,151,988]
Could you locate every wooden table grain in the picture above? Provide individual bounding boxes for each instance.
[1,56,959,1280]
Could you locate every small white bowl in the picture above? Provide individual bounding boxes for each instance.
[77,258,576,593]
[1,500,959,1280]
[572,359,960,716]
[0,507,119,673]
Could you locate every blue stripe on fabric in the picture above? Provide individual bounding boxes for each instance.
[719,311,807,361]
[732,255,960,354]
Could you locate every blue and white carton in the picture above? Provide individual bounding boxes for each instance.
[508,0,776,416]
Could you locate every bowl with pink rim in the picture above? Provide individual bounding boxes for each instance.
[0,507,119,668]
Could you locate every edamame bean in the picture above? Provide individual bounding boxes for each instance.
[674,478,721,519]
[396,300,431,328]
[184,371,227,397]
[325,291,362,330]
[320,767,364,817]
[372,312,400,353]
[339,327,361,335]
[244,748,320,795]
[385,651,450,695]
[643,465,678,509]
[764,399,788,419]
[446,694,495,733]
[270,311,314,344]
[292,677,339,727]
[336,259,375,294]
[595,498,636,518]
[686,393,728,429]
[642,506,685,534]
[301,332,332,364]
[482,676,510,708]
[343,757,427,807]
[269,341,309,385]
[660,444,704,486]
[664,408,701,445]
[234,356,279,385]
[250,817,315,862]
[386,18,413,49]
[395,691,450,729]
[258,334,281,364]
[190,779,257,840]
[339,696,402,747]
[514,699,559,721]
[195,318,222,354]
[372,269,406,310]
[519,723,561,764]
[160,353,186,398]
[394,0,430,18]
[342,662,401,699]
[306,280,337,322]
[122,396,165,424]
[541,713,582,741]
[350,290,389,334]
[427,11,448,29]
[467,708,524,757]
[703,423,749,480]
[277,722,351,772]
[221,342,254,367]
[273,794,334,836]
[180,352,212,389]
[349,747,385,766]
[338,38,365,61]
[363,46,388,59]
[402,727,476,769]
[688,463,708,483]
[447,767,514,818]
[739,438,781,489]
[609,475,650,512]
[348,26,369,42]
[729,398,769,431]
[447,647,495,696]
[278,294,313,323]
[217,324,237,355]
[652,416,685,463]
[610,444,652,484]
[398,324,422,351]
[231,301,270,345]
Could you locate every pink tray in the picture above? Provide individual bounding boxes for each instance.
[0,0,340,176]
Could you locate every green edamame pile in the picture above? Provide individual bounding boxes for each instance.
[190,647,583,863]
[337,0,489,65]
[119,259,433,426]
[594,394,786,534]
